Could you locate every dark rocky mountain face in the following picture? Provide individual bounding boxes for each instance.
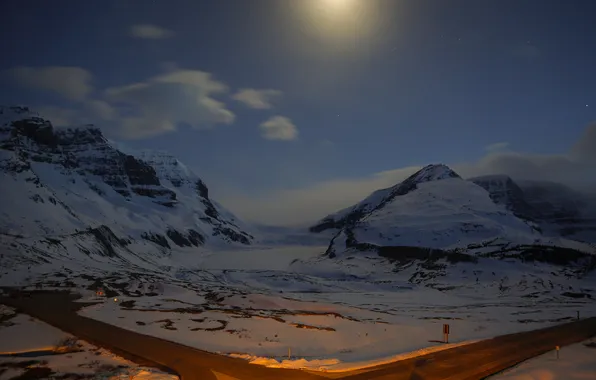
[517,181,585,222]
[517,180,596,242]
[137,152,254,245]
[470,175,596,243]
[2,113,175,203]
[470,175,538,222]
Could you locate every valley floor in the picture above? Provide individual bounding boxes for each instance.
[77,286,594,372]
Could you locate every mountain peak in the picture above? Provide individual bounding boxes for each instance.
[310,164,461,233]
[1,105,43,134]
[0,105,38,120]
[0,106,109,149]
[408,164,461,184]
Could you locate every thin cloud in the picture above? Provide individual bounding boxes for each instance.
[571,123,596,162]
[37,106,81,127]
[232,88,282,109]
[259,116,298,141]
[129,24,174,39]
[13,66,238,139]
[105,69,234,138]
[37,100,115,128]
[4,66,93,101]
[84,100,115,121]
[485,142,510,152]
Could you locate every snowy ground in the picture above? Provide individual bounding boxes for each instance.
[489,338,596,380]
[79,285,594,372]
[70,246,596,372]
[0,305,178,380]
[2,245,595,373]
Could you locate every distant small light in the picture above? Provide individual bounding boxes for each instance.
[114,298,118,302]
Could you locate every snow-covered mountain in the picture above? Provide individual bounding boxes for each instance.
[2,105,594,299]
[303,164,595,294]
[311,164,594,258]
[0,106,253,270]
[310,164,461,233]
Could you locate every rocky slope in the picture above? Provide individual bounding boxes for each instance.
[518,180,596,242]
[0,106,253,269]
[471,175,596,243]
[469,175,538,221]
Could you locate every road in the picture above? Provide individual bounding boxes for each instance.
[2,291,596,380]
[337,313,596,380]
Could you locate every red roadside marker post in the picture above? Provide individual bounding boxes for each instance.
[443,324,450,343]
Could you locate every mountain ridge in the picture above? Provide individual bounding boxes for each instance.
[310,164,460,233]
[314,164,594,261]
[2,106,594,286]
[312,166,595,244]
[0,105,254,265]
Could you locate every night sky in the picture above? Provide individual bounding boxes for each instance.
[1,0,595,225]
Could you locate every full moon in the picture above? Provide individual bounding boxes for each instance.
[284,0,382,50]
[323,0,354,10]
